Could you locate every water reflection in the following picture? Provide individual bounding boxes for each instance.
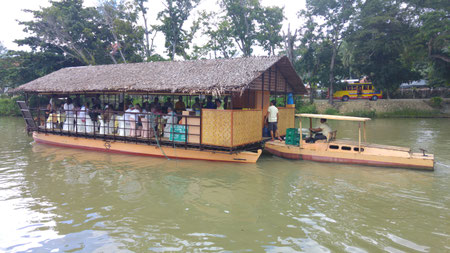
[1,117,450,252]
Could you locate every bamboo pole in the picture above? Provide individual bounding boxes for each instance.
[363,121,366,142]
[299,118,302,147]
[358,123,361,153]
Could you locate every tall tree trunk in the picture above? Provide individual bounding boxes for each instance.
[283,24,297,63]
[171,40,176,60]
[142,11,151,59]
[136,0,151,59]
[309,82,314,104]
[241,0,250,56]
[328,43,337,105]
[109,53,118,64]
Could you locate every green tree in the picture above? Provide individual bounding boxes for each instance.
[157,0,200,60]
[98,0,145,63]
[134,0,158,60]
[0,42,6,56]
[18,0,112,65]
[0,49,81,90]
[304,0,357,104]
[221,0,262,56]
[195,12,237,59]
[348,0,421,97]
[404,4,450,87]
[339,41,354,79]
[256,6,284,56]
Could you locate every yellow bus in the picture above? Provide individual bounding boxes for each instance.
[333,82,382,101]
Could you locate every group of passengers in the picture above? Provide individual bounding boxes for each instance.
[43,95,230,138]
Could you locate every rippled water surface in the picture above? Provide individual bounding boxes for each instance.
[1,117,449,252]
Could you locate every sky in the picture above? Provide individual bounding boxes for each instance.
[0,0,307,57]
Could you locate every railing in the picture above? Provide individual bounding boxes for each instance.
[28,107,265,151]
[30,107,203,150]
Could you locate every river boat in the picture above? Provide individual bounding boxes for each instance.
[265,114,434,170]
[13,56,306,163]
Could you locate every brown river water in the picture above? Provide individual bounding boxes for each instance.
[1,116,449,252]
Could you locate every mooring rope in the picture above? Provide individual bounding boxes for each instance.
[152,124,170,160]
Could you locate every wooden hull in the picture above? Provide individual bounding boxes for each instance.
[33,132,262,163]
[265,140,434,170]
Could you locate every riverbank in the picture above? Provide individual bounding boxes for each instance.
[0,96,21,116]
[303,98,450,118]
[2,95,450,118]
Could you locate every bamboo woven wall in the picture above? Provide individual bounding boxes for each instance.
[232,110,262,146]
[278,107,295,136]
[249,67,294,93]
[201,109,232,147]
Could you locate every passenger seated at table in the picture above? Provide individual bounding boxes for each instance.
[142,106,157,138]
[205,96,215,109]
[163,107,177,138]
[307,118,332,143]
[224,96,231,109]
[100,105,113,134]
[215,99,224,110]
[192,97,202,112]
[150,97,161,113]
[63,98,75,131]
[89,101,101,131]
[76,102,93,133]
[163,98,173,114]
[130,104,141,137]
[175,96,186,114]
[123,103,134,136]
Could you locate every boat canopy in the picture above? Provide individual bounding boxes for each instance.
[12,56,306,95]
[295,114,371,122]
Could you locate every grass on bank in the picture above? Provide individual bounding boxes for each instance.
[376,109,441,118]
[0,96,21,116]
[295,106,442,118]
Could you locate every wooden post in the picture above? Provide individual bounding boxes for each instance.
[309,117,312,137]
[230,91,233,110]
[247,88,250,108]
[268,67,272,97]
[275,66,278,104]
[358,123,361,153]
[299,118,302,147]
[284,78,287,107]
[363,121,366,142]
[261,73,265,109]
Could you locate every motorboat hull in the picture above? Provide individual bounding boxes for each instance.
[33,132,262,163]
[265,140,434,170]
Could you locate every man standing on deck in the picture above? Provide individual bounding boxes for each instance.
[267,100,282,141]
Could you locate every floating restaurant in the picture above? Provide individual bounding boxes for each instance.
[13,56,306,163]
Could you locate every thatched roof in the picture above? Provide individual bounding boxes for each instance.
[13,55,305,95]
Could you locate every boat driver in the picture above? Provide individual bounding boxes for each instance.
[309,118,331,142]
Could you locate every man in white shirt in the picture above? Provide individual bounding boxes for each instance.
[63,98,75,131]
[309,118,332,141]
[266,100,282,141]
[130,104,141,137]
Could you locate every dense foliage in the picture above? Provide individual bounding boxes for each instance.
[0,0,448,103]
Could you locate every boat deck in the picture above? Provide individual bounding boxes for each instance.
[330,139,411,152]
[36,127,263,152]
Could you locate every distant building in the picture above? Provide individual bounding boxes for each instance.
[400,80,427,89]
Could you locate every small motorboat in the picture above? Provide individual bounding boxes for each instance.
[265,114,434,170]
